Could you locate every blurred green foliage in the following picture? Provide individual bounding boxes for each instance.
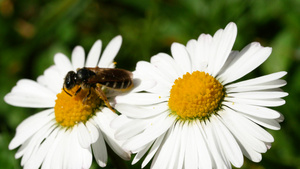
[0,0,299,168]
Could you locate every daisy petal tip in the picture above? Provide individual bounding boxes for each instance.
[94,39,102,47]
[3,94,22,107]
[227,21,237,26]
[113,35,122,42]
[73,45,84,52]
[109,35,123,50]
[98,161,107,168]
[226,22,237,33]
[171,42,184,50]
[265,46,273,53]
[280,71,288,77]
[3,94,11,105]
[198,33,213,41]
[54,53,67,61]
[72,46,85,58]
[123,152,131,161]
[8,139,17,150]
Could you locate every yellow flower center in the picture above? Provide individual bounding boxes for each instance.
[168,71,225,120]
[54,85,102,127]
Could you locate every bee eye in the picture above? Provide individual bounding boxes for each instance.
[65,81,74,89]
[64,71,76,89]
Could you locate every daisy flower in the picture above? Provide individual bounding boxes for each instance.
[112,22,288,169]
[5,36,131,169]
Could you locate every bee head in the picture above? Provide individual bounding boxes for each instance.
[64,71,77,90]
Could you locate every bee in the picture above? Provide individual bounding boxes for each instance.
[63,67,133,112]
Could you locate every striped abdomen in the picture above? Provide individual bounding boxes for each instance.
[86,67,133,90]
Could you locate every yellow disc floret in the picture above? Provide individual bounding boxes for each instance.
[168,71,225,120]
[54,85,102,127]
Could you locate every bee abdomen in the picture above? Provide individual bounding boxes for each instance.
[103,80,133,90]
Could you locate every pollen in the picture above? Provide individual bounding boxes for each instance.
[54,85,102,127]
[168,71,225,121]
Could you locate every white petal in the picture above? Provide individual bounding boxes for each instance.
[37,66,63,94]
[203,120,230,168]
[150,126,173,169]
[64,130,88,169]
[62,130,74,169]
[135,63,172,96]
[184,123,199,169]
[92,127,107,167]
[175,122,188,169]
[212,116,244,167]
[154,123,181,169]
[225,97,286,107]
[9,109,54,150]
[241,114,281,130]
[209,22,237,77]
[226,79,287,93]
[132,142,153,165]
[85,40,102,67]
[220,108,269,153]
[77,123,93,149]
[115,118,150,140]
[41,128,63,169]
[80,145,93,169]
[217,50,239,75]
[96,109,131,160]
[24,126,58,169]
[128,72,156,93]
[222,108,274,142]
[226,71,287,88]
[110,114,129,130]
[19,122,54,166]
[166,122,183,169]
[142,134,165,168]
[54,53,73,76]
[219,42,272,84]
[227,91,288,99]
[193,121,212,169]
[146,84,172,97]
[196,34,213,72]
[98,35,122,67]
[276,112,285,122]
[123,113,175,152]
[85,121,99,144]
[67,128,92,169]
[223,102,281,119]
[136,61,173,87]
[115,102,168,118]
[71,46,85,70]
[103,131,131,161]
[116,93,168,105]
[186,39,201,72]
[5,79,56,108]
[171,42,192,74]
[5,93,55,108]
[150,53,180,82]
[49,130,66,169]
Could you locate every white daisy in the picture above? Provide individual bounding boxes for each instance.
[5,36,131,169]
[112,22,288,169]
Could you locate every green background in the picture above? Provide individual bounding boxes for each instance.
[0,0,299,168]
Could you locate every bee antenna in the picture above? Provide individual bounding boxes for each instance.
[63,86,72,97]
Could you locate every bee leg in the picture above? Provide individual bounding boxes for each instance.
[75,87,82,96]
[82,89,91,103]
[94,83,115,112]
